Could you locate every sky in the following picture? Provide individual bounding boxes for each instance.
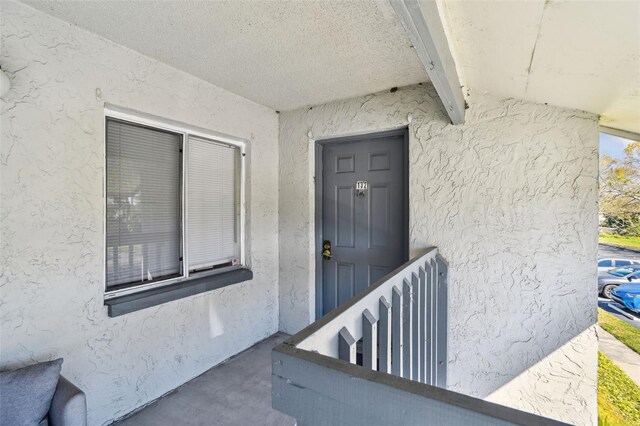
[600,132,637,160]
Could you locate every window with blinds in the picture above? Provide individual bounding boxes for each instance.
[105,119,183,290]
[187,137,239,271]
[105,114,243,294]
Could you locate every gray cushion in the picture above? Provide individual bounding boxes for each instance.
[0,358,63,426]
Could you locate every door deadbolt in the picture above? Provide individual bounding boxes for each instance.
[322,240,332,260]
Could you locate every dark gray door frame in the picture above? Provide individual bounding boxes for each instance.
[314,127,410,320]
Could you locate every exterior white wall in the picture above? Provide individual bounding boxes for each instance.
[278,84,599,425]
[1,3,279,425]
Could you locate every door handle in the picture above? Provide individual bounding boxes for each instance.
[322,240,332,260]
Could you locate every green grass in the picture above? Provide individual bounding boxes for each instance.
[598,352,640,426]
[599,308,640,355]
[600,233,640,251]
[599,392,628,426]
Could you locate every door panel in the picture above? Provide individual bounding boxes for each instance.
[321,131,407,316]
[336,187,355,247]
[336,155,355,173]
[337,262,355,306]
[369,151,390,171]
[369,184,389,248]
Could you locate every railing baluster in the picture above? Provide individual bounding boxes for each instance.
[435,255,448,388]
[425,260,433,385]
[378,296,392,373]
[402,279,412,380]
[412,273,420,382]
[432,259,438,385]
[418,267,426,383]
[362,309,377,370]
[391,285,403,376]
[338,327,356,364]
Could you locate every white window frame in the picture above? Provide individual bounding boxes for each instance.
[103,104,247,299]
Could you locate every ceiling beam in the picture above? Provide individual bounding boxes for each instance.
[391,0,465,125]
[600,126,640,142]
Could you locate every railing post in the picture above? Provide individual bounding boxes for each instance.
[338,327,356,364]
[418,267,426,383]
[391,285,403,376]
[435,255,448,388]
[362,309,377,370]
[378,296,392,373]
[412,273,420,382]
[402,279,412,380]
[425,259,434,385]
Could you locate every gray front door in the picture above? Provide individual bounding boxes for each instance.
[320,130,408,316]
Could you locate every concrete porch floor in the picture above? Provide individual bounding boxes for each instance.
[114,333,294,426]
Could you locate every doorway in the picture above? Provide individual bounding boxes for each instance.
[315,128,409,318]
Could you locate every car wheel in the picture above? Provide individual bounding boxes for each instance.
[603,285,615,299]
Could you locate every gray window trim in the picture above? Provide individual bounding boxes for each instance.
[105,268,253,317]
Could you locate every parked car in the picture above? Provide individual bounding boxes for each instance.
[598,265,640,298]
[598,258,640,273]
[611,283,640,313]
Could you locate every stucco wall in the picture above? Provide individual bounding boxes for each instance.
[278,84,598,424]
[1,3,279,425]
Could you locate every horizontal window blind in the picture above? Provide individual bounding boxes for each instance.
[187,136,239,271]
[105,119,182,289]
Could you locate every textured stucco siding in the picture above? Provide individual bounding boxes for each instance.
[1,3,279,425]
[278,84,598,425]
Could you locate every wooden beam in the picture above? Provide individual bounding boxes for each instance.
[600,126,640,142]
[391,0,466,125]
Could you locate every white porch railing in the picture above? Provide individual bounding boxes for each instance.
[272,247,569,426]
[296,247,447,385]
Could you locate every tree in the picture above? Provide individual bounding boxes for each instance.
[600,142,640,235]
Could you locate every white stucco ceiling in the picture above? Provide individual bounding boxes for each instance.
[444,0,640,134]
[22,0,428,111]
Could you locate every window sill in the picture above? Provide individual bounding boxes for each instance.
[104,268,253,317]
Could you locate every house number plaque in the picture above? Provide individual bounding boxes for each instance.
[356,180,368,198]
